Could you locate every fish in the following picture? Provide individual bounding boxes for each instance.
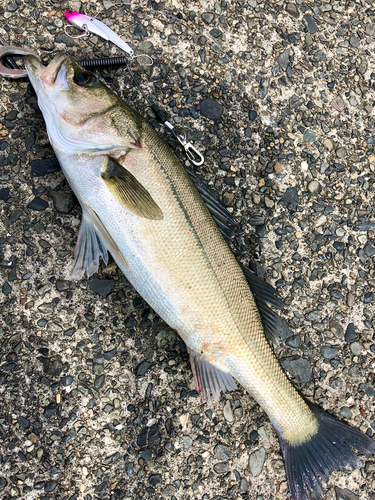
[24,52,375,500]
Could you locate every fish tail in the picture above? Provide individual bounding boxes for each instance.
[277,403,375,500]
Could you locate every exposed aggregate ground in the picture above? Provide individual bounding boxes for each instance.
[0,1,375,500]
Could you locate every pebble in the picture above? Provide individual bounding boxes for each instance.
[30,157,60,176]
[363,243,375,257]
[304,14,317,34]
[362,292,373,304]
[345,323,356,342]
[321,346,338,360]
[335,486,359,500]
[285,3,299,18]
[214,462,229,474]
[45,481,57,492]
[280,357,312,383]
[49,191,75,214]
[201,12,215,24]
[303,130,316,142]
[2,282,12,296]
[89,277,114,296]
[148,474,161,485]
[223,400,234,422]
[200,97,223,120]
[182,435,193,450]
[214,444,231,460]
[279,187,298,208]
[0,478,7,489]
[24,132,35,152]
[61,375,73,386]
[339,407,352,419]
[323,138,334,150]
[136,360,150,376]
[249,447,266,476]
[336,147,346,158]
[27,197,49,211]
[39,356,64,377]
[17,416,30,428]
[134,24,148,37]
[307,180,321,194]
[249,110,257,121]
[240,478,248,492]
[277,49,290,71]
[350,342,362,356]
[55,33,76,48]
[331,96,345,112]
[0,187,9,202]
[94,374,105,389]
[137,424,160,448]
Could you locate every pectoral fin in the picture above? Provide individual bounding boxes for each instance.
[101,157,163,220]
[67,202,128,280]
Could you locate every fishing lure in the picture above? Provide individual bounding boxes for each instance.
[64,9,135,58]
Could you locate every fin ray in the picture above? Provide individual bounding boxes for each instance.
[188,347,237,405]
[67,203,128,280]
[277,403,375,500]
[102,157,163,220]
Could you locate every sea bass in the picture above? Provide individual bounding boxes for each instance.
[25,53,375,500]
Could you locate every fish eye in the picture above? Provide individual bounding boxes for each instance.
[73,71,98,87]
[66,9,73,14]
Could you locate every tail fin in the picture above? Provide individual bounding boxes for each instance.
[277,404,375,500]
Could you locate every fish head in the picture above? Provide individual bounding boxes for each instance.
[25,53,142,154]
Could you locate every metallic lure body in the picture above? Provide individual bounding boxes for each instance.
[24,53,375,500]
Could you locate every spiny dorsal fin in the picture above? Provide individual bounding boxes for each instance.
[188,347,237,405]
[101,157,163,220]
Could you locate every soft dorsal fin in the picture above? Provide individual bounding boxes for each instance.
[241,265,293,345]
[188,347,237,405]
[101,157,163,220]
[67,203,128,280]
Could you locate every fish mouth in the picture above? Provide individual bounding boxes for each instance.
[25,52,68,90]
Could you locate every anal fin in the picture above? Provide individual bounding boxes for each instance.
[67,203,128,280]
[188,347,237,406]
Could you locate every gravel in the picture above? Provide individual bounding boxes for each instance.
[1,2,375,500]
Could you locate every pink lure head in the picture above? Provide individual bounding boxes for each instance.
[64,9,82,24]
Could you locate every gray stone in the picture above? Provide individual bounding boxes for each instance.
[182,435,193,450]
[249,447,266,476]
[55,33,76,47]
[214,444,231,460]
[350,342,362,356]
[214,462,229,474]
[304,14,317,34]
[303,130,316,142]
[200,97,223,120]
[277,49,290,71]
[281,357,312,383]
[285,3,299,18]
[339,406,352,419]
[202,12,215,24]
[223,400,234,423]
[335,486,359,500]
[321,346,338,359]
[49,191,75,214]
[89,277,115,296]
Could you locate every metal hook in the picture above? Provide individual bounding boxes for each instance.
[64,23,89,39]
